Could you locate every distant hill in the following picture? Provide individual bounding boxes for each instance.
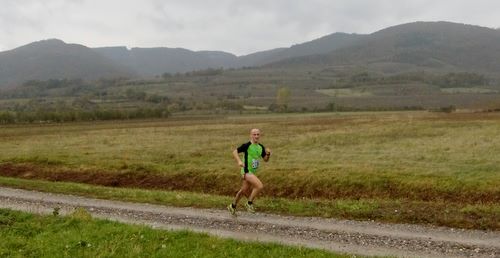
[270,22,500,74]
[94,47,238,76]
[0,39,134,88]
[3,21,500,89]
[93,32,364,75]
[237,32,365,67]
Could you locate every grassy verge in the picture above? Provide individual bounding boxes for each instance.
[0,208,350,258]
[0,176,498,230]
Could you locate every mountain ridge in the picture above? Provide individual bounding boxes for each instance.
[269,21,500,74]
[0,39,134,87]
[2,21,500,88]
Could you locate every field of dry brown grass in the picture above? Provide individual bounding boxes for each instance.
[0,111,499,229]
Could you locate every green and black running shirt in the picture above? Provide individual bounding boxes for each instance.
[236,141,267,174]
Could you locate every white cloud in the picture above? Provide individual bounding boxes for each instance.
[1,0,500,55]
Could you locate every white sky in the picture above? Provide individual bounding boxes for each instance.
[1,0,499,56]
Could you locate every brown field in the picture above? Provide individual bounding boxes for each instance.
[1,111,499,229]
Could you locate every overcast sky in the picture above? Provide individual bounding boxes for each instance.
[1,0,499,56]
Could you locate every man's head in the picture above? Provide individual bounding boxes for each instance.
[250,128,261,143]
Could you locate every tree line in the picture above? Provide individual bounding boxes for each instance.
[0,106,170,124]
[337,71,490,88]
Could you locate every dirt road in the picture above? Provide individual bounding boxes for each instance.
[0,186,498,257]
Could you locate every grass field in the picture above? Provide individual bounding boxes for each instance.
[0,111,499,229]
[0,208,348,258]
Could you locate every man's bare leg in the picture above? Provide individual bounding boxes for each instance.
[233,179,251,206]
[244,174,263,203]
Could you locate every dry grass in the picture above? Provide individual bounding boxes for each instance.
[0,111,499,228]
[1,112,499,201]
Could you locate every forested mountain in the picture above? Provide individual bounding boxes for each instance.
[237,32,365,67]
[0,32,364,87]
[93,32,364,75]
[2,21,500,89]
[0,39,134,88]
[270,22,500,74]
[94,47,238,76]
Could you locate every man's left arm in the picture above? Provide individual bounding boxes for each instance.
[263,148,271,162]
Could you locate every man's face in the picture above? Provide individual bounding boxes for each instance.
[250,129,261,143]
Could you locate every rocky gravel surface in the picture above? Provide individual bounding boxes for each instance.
[0,186,498,257]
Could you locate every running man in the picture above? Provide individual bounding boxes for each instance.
[228,128,271,216]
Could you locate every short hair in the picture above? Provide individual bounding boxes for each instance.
[250,128,261,134]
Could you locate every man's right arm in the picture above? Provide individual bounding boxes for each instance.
[233,149,244,167]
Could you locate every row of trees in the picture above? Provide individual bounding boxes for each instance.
[0,107,170,124]
[338,71,490,88]
[0,91,173,124]
[161,68,224,80]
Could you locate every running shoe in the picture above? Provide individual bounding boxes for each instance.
[227,204,237,216]
[245,202,255,213]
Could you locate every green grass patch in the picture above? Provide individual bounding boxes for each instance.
[0,177,498,230]
[0,208,350,258]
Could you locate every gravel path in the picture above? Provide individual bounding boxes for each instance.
[0,186,498,258]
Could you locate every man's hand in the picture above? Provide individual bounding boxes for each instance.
[233,149,244,167]
[264,148,271,162]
